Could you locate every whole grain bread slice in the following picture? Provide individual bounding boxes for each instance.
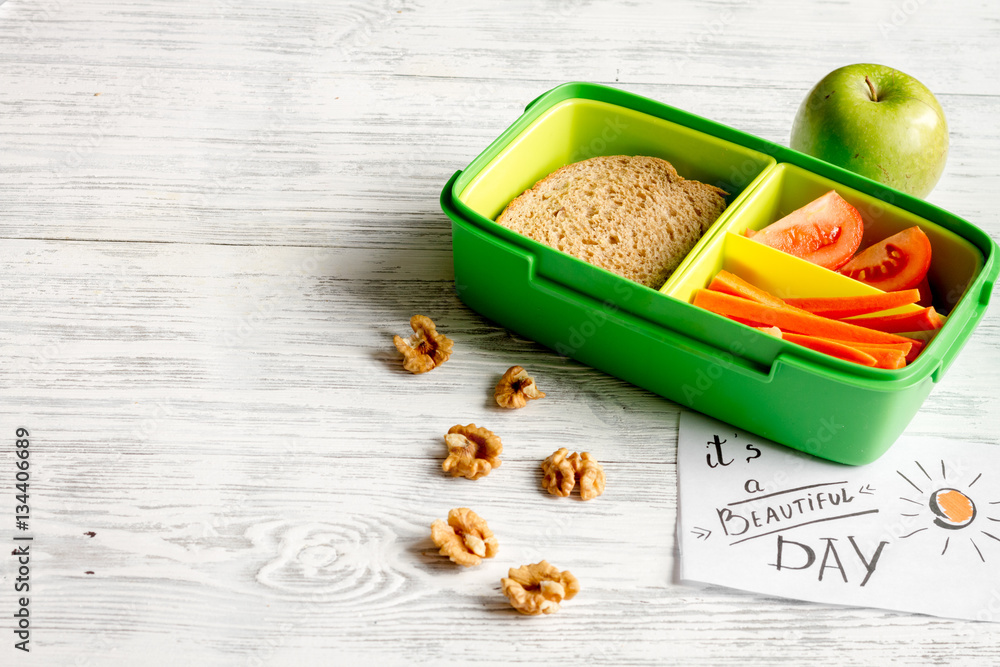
[495,155,728,289]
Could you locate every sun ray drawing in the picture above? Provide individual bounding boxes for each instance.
[896,461,1000,562]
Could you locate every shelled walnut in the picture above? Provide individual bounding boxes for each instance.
[540,447,576,497]
[430,507,499,567]
[541,448,605,500]
[393,314,454,374]
[501,560,579,615]
[569,451,605,501]
[442,424,502,480]
[494,365,546,409]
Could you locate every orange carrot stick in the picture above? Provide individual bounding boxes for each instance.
[692,289,917,346]
[844,344,908,369]
[903,338,924,364]
[780,332,878,367]
[707,270,788,307]
[838,340,913,354]
[818,338,922,365]
[789,337,910,369]
[783,289,920,319]
[843,307,943,333]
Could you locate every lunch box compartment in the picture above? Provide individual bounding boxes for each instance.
[667,162,982,314]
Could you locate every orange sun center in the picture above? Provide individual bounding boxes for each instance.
[936,490,975,524]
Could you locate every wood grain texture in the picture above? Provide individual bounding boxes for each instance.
[1,0,999,664]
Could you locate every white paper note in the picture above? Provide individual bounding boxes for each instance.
[677,411,1000,622]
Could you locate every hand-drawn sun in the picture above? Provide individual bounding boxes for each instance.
[896,460,1000,561]
[929,488,976,529]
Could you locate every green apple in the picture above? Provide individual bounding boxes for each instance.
[790,64,948,198]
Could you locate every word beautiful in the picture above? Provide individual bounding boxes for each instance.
[716,483,860,539]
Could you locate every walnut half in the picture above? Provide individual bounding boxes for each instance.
[570,452,606,501]
[541,448,605,500]
[430,507,499,567]
[501,560,580,615]
[541,447,576,497]
[393,314,454,374]
[494,365,546,409]
[442,424,502,480]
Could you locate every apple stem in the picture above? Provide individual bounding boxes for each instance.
[865,76,878,102]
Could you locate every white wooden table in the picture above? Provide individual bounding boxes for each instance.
[3,1,999,664]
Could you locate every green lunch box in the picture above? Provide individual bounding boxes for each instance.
[440,82,998,465]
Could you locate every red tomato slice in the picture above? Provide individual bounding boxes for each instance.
[745,191,863,270]
[838,226,932,292]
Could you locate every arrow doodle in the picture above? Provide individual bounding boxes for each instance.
[859,484,876,495]
[692,526,712,540]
